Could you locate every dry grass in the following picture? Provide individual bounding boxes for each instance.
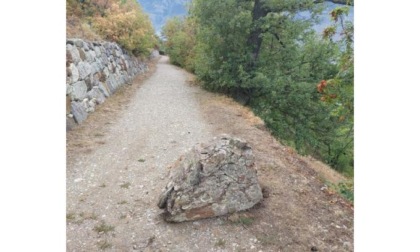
[97,240,112,250]
[66,212,76,222]
[94,221,115,234]
[120,182,131,189]
[67,17,101,41]
[302,155,348,184]
[196,89,354,251]
[67,211,98,225]
[214,238,226,248]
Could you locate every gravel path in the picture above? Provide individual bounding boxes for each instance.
[66,56,261,251]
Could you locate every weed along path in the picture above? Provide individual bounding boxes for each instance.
[67,56,354,251]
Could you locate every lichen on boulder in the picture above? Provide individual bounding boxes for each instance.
[157,135,263,222]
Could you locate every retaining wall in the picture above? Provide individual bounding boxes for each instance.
[66,38,152,129]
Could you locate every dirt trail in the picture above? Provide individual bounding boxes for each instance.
[67,56,353,252]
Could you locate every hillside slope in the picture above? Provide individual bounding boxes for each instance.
[67,56,353,251]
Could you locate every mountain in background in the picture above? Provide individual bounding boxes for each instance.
[137,0,353,38]
[137,0,189,36]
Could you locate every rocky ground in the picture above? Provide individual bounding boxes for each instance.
[67,56,353,252]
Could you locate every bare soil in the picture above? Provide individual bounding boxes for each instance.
[67,56,353,252]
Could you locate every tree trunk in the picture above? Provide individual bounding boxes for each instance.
[247,0,269,69]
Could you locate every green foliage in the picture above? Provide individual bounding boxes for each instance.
[338,180,354,202]
[238,216,255,226]
[318,4,354,174]
[162,17,197,71]
[162,0,354,175]
[327,179,354,202]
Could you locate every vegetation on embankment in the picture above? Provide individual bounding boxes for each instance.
[317,0,354,6]
[66,0,157,57]
[161,0,354,177]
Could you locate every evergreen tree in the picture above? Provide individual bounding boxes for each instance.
[162,0,354,174]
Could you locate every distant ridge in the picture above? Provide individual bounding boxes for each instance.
[137,0,189,35]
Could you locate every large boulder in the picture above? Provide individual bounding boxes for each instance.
[158,135,263,222]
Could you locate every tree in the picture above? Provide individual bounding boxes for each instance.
[317,5,354,171]
[92,0,156,56]
[67,0,156,57]
[163,0,354,174]
[162,17,197,71]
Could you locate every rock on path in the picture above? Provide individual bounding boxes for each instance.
[158,135,263,222]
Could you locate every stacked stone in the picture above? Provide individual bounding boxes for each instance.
[66,38,148,126]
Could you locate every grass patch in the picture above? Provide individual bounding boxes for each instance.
[228,213,255,226]
[238,216,254,226]
[97,240,112,250]
[120,182,131,189]
[68,212,98,224]
[215,238,226,248]
[257,234,278,246]
[94,221,115,234]
[326,179,354,203]
[80,212,98,221]
[66,212,76,222]
[117,200,128,205]
[337,180,354,202]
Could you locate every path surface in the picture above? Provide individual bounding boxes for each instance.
[67,56,353,251]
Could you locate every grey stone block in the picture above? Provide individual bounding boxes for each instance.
[87,86,106,104]
[94,46,102,57]
[98,82,110,98]
[77,61,92,80]
[68,63,79,83]
[66,45,81,64]
[70,101,88,124]
[70,81,87,101]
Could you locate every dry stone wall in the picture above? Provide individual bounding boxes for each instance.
[66,38,151,128]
